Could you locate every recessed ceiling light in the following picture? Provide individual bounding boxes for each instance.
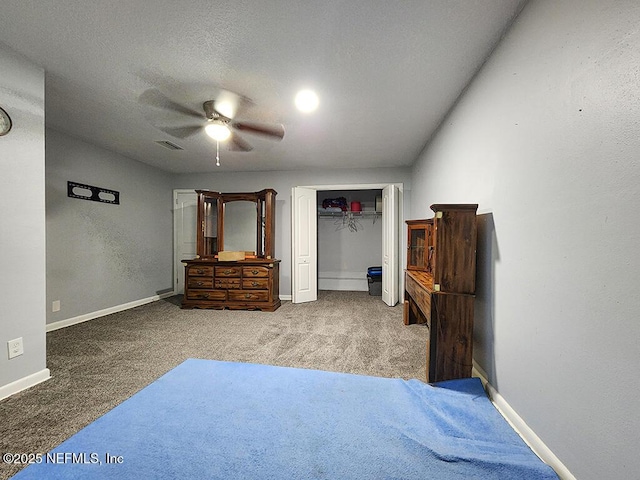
[295,89,319,113]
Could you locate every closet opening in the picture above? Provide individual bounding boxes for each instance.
[317,189,383,293]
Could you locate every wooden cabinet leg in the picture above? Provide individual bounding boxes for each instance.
[403,299,410,325]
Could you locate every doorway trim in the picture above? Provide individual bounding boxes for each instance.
[291,182,404,304]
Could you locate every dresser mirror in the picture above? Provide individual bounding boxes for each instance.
[196,189,276,260]
[223,200,258,253]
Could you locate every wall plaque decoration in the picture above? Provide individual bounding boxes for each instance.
[67,181,120,205]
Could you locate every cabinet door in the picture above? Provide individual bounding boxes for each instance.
[432,208,477,294]
[407,222,432,271]
[407,224,424,270]
[429,293,474,382]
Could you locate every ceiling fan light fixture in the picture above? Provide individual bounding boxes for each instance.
[205,121,231,141]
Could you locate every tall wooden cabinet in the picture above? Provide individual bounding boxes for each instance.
[181,189,281,312]
[403,204,478,382]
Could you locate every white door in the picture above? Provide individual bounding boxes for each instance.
[174,190,198,294]
[291,187,317,303]
[381,185,398,306]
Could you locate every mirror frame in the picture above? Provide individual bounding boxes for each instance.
[195,189,277,260]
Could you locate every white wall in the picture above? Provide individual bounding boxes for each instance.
[0,45,49,395]
[46,130,175,324]
[174,168,410,296]
[410,1,640,478]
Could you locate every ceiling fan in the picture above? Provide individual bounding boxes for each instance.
[144,88,284,153]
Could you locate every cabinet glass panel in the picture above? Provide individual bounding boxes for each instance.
[426,223,434,273]
[203,197,218,256]
[408,226,426,270]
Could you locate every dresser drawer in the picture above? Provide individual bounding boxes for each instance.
[242,278,269,290]
[187,265,213,277]
[215,266,242,277]
[243,266,270,278]
[188,277,214,289]
[215,278,241,289]
[185,290,226,301]
[228,290,269,302]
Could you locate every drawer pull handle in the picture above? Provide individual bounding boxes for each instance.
[245,293,252,298]
[251,270,259,275]
[251,281,258,287]
[224,269,232,275]
[202,293,209,298]
[197,281,203,286]
[196,269,204,274]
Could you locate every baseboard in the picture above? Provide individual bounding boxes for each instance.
[279,294,292,301]
[0,368,51,401]
[318,271,368,291]
[472,361,576,480]
[46,292,175,332]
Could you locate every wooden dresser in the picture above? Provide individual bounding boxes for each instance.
[403,204,478,382]
[182,259,280,311]
[181,189,281,311]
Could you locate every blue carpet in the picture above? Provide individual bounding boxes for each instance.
[13,359,558,479]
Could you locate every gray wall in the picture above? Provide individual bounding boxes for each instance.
[0,46,47,390]
[46,130,175,324]
[173,168,411,296]
[410,1,640,478]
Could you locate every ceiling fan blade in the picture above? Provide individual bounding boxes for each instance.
[231,121,285,140]
[162,125,202,139]
[228,132,253,152]
[140,89,203,119]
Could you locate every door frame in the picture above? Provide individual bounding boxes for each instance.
[173,189,198,295]
[291,182,404,304]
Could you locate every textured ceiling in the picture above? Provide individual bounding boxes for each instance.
[0,0,526,173]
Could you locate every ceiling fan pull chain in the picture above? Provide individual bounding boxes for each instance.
[215,140,221,167]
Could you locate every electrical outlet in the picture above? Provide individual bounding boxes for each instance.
[52,300,61,312]
[8,338,24,359]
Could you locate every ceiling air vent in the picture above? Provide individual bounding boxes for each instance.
[155,140,184,150]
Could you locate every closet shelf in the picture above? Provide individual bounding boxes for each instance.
[318,210,380,231]
[318,211,380,217]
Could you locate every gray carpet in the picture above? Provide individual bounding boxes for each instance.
[0,291,428,479]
